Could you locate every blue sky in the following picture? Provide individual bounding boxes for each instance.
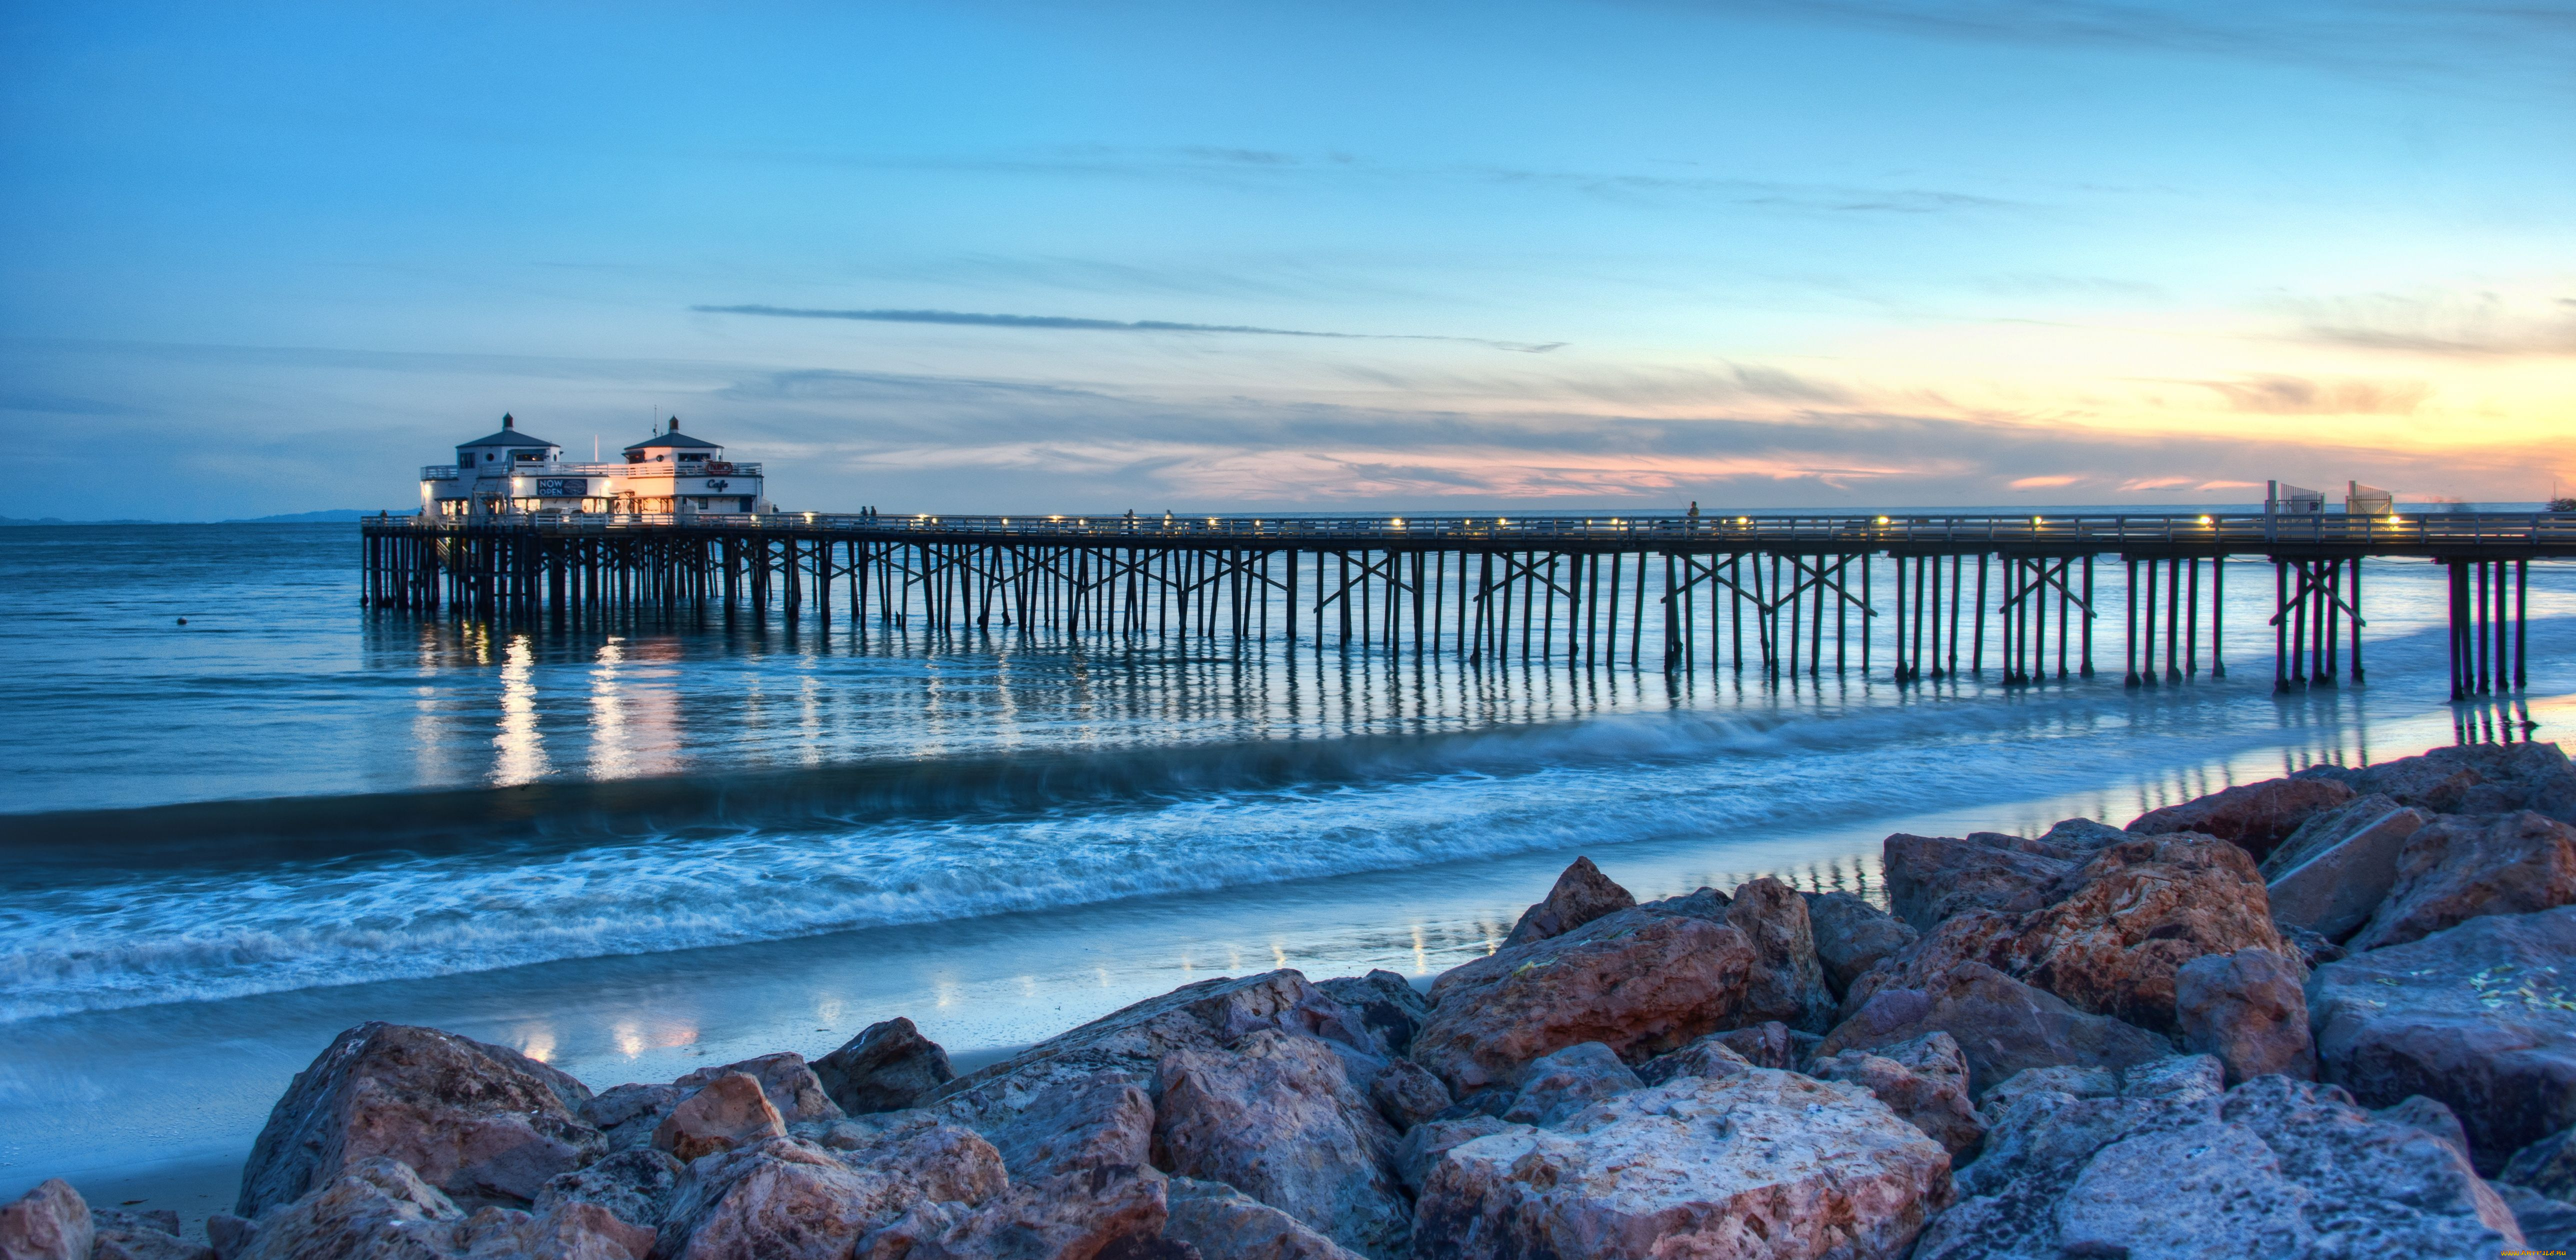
[2,1,2570,518]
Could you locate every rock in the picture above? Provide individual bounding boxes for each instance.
[676,1053,842,1126]
[984,1072,1155,1180]
[2264,798,2432,942]
[2304,742,2576,822]
[1362,1058,1449,1132]
[1412,1069,1954,1260]
[2504,1125,2576,1202]
[2036,817,2131,850]
[1636,886,1728,922]
[1882,832,2075,930]
[2346,810,2576,950]
[815,1018,955,1116]
[232,1158,651,1260]
[1801,890,1918,998]
[578,1084,684,1152]
[2272,920,2348,970]
[653,1072,788,1162]
[536,1148,685,1232]
[2310,906,2576,1170]
[1392,1116,1516,1194]
[924,971,1361,1138]
[236,1023,604,1217]
[204,1214,253,1259]
[90,1207,212,1260]
[1152,1028,1408,1258]
[1161,1178,1364,1260]
[1500,856,1636,946]
[0,1180,91,1260]
[1808,1031,1985,1159]
[854,1166,1166,1260]
[1498,1042,1641,1127]
[1720,876,1837,1032]
[2176,947,2318,1085]
[2378,1094,2475,1164]
[1710,1020,1815,1070]
[1311,972,1428,1058]
[1414,908,1754,1092]
[1819,962,2171,1099]
[658,1128,1004,1260]
[2128,775,2356,860]
[2262,792,2418,878]
[1994,832,2292,1034]
[1920,1065,2522,1258]
[1632,1034,1754,1087]
[2496,1182,2576,1252]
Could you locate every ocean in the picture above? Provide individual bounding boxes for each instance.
[0,520,2568,1220]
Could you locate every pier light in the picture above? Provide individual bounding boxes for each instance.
[2388,514,2405,525]
[2199,516,2213,526]
[1876,516,1889,524]
[804,512,815,523]
[2032,516,2044,525]
[1736,516,1748,524]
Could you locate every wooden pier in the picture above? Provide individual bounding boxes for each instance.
[362,510,2572,700]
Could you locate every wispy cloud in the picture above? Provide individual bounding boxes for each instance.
[690,304,1567,353]
[2188,374,2430,414]
[2298,292,2576,358]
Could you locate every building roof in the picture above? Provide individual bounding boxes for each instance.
[458,414,558,448]
[624,418,724,452]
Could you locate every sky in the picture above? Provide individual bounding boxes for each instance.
[2,1,2570,519]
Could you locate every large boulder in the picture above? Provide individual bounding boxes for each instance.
[1721,877,1837,1032]
[1500,856,1636,946]
[674,1053,842,1126]
[2302,742,2576,822]
[2309,906,2576,1170]
[852,1165,1166,1260]
[2176,947,2318,1086]
[984,1072,1155,1180]
[1497,1042,1642,1128]
[1311,972,1428,1058]
[1412,1069,1954,1260]
[0,1180,90,1260]
[922,971,1371,1137]
[236,1023,605,1217]
[1802,890,1918,998]
[2346,810,2576,950]
[1414,908,1754,1092]
[653,1072,788,1162]
[1161,1177,1366,1260]
[1807,1032,1985,1159]
[1818,962,2171,1099]
[657,1125,1004,1260]
[2128,776,2356,860]
[1918,1062,2522,1258]
[232,1157,652,1260]
[1882,832,2076,931]
[2262,796,2432,942]
[1362,1058,1450,1132]
[1153,1029,1410,1259]
[814,1018,954,1116]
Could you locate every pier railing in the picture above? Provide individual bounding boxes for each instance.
[372,508,2576,552]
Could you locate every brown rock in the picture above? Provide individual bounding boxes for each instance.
[1819,962,2172,1099]
[1161,1178,1364,1260]
[90,1206,212,1260]
[2128,774,2356,860]
[1501,856,1636,946]
[658,1126,1004,1260]
[2346,810,2576,951]
[1636,886,1729,922]
[1882,832,2076,931]
[1498,1041,1641,1127]
[535,1148,684,1232]
[1722,876,1837,1032]
[2309,906,2576,1171]
[1414,908,1754,1092]
[0,1179,91,1260]
[1808,1031,1986,1159]
[1412,1070,1954,1260]
[676,1053,842,1126]
[578,1084,684,1152]
[236,1023,604,1216]
[232,1158,651,1260]
[815,1018,955,1116]
[2262,797,2432,942]
[1310,972,1428,1058]
[854,1166,1166,1260]
[1710,1020,1816,1070]
[653,1072,788,1162]
[1802,890,1919,998]
[1632,1034,1756,1087]
[1362,1058,1449,1132]
[2174,947,2316,1086]
[1154,1029,1409,1258]
[2304,742,2576,822]
[985,1072,1156,1180]
[2000,832,2292,1033]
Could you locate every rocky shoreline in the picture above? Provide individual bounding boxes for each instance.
[6,742,2575,1259]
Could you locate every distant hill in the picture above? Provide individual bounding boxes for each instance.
[0,515,160,526]
[222,509,412,523]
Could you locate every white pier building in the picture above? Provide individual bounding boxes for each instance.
[420,416,770,517]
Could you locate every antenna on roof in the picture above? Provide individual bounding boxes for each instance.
[502,413,514,430]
